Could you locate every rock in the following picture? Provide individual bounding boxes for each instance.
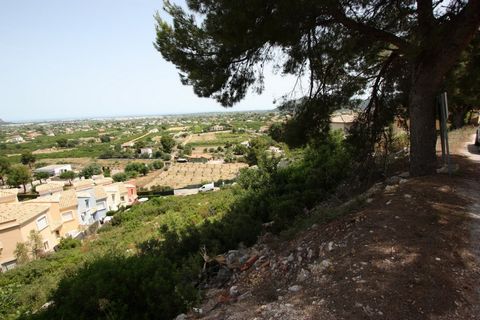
[307,248,314,260]
[366,198,374,203]
[226,250,242,267]
[287,253,294,262]
[386,200,392,205]
[327,241,334,251]
[311,259,332,274]
[384,185,397,193]
[398,171,410,178]
[385,176,401,185]
[399,178,408,184]
[229,285,240,298]
[437,164,459,174]
[296,268,311,282]
[192,307,203,315]
[404,194,412,199]
[288,285,302,292]
[238,291,252,301]
[175,314,187,320]
[365,183,383,197]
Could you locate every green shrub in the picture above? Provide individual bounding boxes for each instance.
[57,238,81,250]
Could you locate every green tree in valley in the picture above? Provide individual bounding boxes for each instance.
[56,138,68,148]
[80,163,102,179]
[20,151,36,168]
[125,162,149,176]
[0,156,11,185]
[100,135,111,143]
[7,165,31,193]
[34,171,50,184]
[59,171,76,185]
[155,0,480,176]
[160,135,176,153]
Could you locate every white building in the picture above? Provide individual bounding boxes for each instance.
[140,148,153,158]
[34,164,72,177]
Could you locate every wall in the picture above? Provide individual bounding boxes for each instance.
[0,225,23,269]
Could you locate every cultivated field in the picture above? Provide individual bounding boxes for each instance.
[142,162,248,189]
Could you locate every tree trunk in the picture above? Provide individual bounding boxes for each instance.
[451,106,469,129]
[22,184,26,194]
[408,67,439,176]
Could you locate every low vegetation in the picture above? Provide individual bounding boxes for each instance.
[0,132,352,320]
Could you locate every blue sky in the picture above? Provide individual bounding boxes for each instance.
[0,0,296,122]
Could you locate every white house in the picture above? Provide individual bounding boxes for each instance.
[140,148,153,158]
[34,164,72,177]
[7,135,24,143]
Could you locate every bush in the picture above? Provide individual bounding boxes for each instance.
[57,237,81,250]
[151,160,164,170]
[112,173,127,182]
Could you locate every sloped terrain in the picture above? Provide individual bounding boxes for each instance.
[183,138,480,319]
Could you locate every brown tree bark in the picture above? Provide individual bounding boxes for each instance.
[408,75,438,176]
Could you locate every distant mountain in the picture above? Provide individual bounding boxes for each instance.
[0,119,10,125]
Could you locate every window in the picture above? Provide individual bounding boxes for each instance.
[62,211,74,222]
[97,201,105,210]
[43,241,49,250]
[120,196,125,202]
[2,260,17,271]
[36,216,48,231]
[112,194,116,202]
[85,199,89,207]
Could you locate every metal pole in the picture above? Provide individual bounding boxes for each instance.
[440,92,451,175]
[437,96,446,165]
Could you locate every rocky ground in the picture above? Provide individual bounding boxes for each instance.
[176,131,480,320]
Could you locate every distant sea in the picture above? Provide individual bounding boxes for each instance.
[5,108,275,125]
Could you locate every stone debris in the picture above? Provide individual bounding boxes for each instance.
[288,285,302,292]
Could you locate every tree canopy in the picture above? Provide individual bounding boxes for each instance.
[156,0,480,176]
[20,152,36,168]
[7,165,31,193]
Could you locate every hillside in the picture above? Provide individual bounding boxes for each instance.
[185,132,480,319]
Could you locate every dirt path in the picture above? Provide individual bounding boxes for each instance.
[187,130,480,320]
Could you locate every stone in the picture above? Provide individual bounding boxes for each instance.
[385,176,401,185]
[307,248,314,260]
[229,285,240,297]
[237,291,252,301]
[287,253,294,262]
[328,241,334,251]
[384,185,397,193]
[296,268,311,282]
[288,285,302,292]
[175,314,187,320]
[398,171,410,178]
[404,194,412,199]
